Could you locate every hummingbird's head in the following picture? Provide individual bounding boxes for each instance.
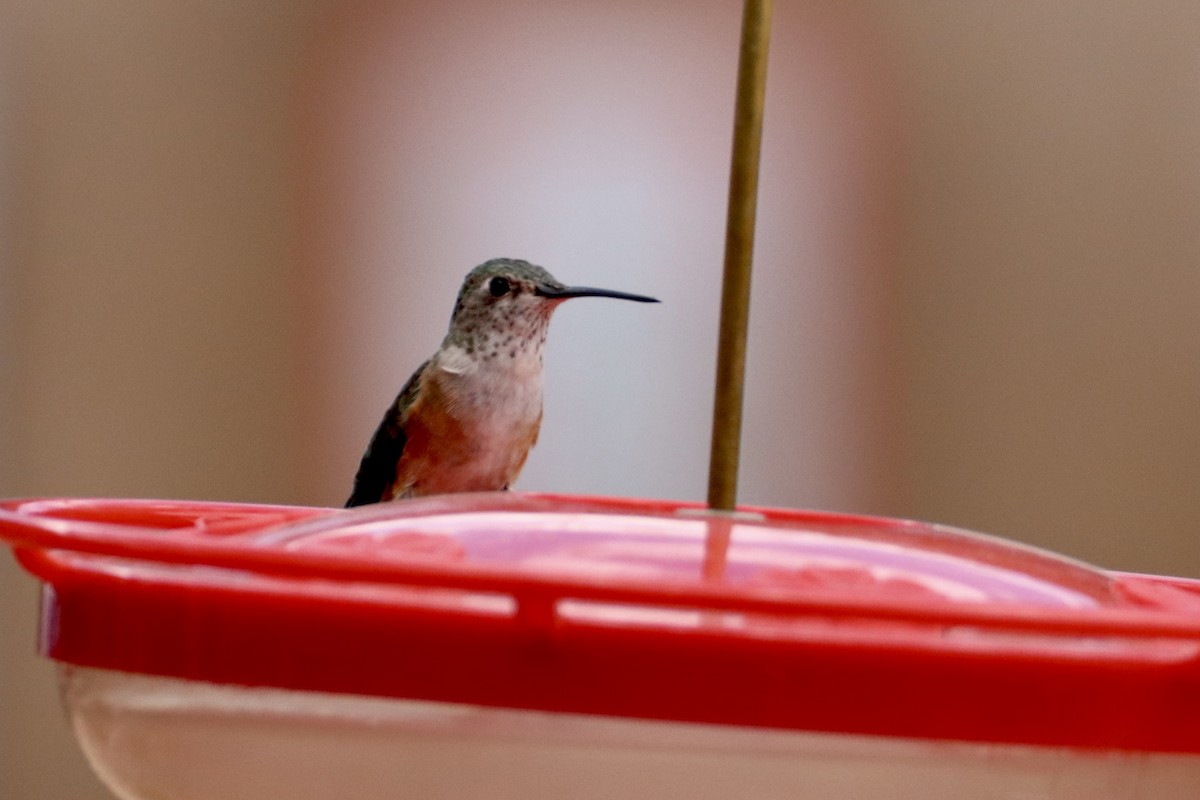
[445,258,658,359]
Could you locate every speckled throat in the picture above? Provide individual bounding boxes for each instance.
[442,298,554,365]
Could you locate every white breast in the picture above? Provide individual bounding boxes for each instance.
[432,344,545,484]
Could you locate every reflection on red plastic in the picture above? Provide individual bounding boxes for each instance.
[751,565,951,602]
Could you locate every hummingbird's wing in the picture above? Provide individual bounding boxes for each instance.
[345,359,430,507]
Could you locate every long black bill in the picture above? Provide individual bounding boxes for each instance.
[535,283,659,303]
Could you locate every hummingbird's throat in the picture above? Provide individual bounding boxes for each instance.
[446,306,553,365]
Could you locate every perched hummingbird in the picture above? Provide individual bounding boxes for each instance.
[345,258,659,507]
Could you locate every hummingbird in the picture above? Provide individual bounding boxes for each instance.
[345,258,659,507]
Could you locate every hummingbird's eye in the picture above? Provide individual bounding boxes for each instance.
[488,276,511,297]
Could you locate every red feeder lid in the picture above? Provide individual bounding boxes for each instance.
[2,493,1199,753]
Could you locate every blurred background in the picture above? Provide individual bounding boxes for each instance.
[2,1,1198,797]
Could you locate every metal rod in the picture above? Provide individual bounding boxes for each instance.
[707,0,773,511]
